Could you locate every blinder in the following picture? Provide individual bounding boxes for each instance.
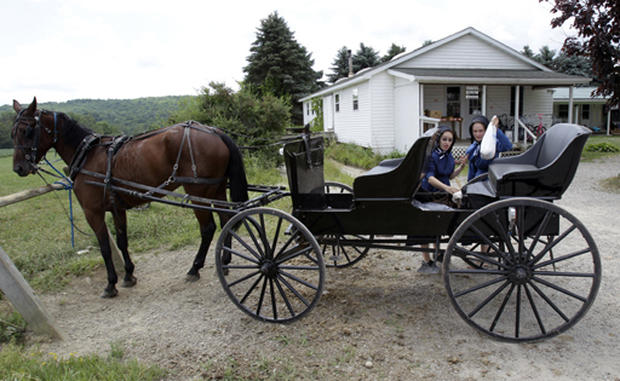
[12,109,58,168]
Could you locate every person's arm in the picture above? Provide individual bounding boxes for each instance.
[495,128,513,152]
[428,176,460,194]
[450,159,466,179]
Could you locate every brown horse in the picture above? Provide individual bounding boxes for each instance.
[11,97,248,297]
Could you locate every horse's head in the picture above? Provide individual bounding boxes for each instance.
[11,97,57,176]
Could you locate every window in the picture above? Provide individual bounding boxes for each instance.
[582,104,590,120]
[446,87,460,117]
[352,88,359,111]
[466,86,481,114]
[558,104,568,119]
[335,94,340,112]
[510,86,524,116]
[306,103,310,116]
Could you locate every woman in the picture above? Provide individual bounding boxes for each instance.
[417,126,465,274]
[465,115,513,181]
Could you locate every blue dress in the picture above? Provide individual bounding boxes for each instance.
[466,129,513,181]
[421,148,455,192]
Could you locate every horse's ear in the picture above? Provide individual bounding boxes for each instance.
[13,99,22,113]
[25,97,37,115]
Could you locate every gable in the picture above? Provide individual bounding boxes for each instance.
[396,34,534,70]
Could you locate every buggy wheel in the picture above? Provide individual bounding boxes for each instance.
[318,233,374,268]
[443,198,601,342]
[319,182,372,268]
[215,207,325,323]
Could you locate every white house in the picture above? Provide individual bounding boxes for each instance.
[301,27,590,153]
[552,86,618,134]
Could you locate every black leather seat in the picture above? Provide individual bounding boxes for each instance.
[487,123,591,198]
[353,136,432,198]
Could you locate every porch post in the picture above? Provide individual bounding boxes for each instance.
[481,85,487,116]
[607,109,611,135]
[568,86,574,124]
[513,85,520,142]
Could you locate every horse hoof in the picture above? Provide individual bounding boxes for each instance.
[101,287,118,298]
[121,276,137,288]
[186,273,200,282]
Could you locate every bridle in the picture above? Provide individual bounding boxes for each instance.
[11,109,59,168]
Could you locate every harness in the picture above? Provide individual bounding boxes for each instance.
[12,109,59,167]
[75,121,226,209]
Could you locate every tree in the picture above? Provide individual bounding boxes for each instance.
[536,46,557,68]
[521,45,535,58]
[327,46,352,83]
[352,43,380,73]
[243,12,323,124]
[553,52,593,78]
[381,43,406,63]
[542,0,620,106]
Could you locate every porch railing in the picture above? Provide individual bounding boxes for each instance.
[516,117,538,146]
[419,116,440,136]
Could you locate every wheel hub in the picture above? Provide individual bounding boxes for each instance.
[260,260,278,278]
[509,265,532,285]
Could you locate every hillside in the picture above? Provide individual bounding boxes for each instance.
[0,95,194,148]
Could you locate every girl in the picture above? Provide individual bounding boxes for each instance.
[465,115,513,181]
[417,126,465,273]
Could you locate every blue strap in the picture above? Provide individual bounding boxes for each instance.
[44,158,76,248]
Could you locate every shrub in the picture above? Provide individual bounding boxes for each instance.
[325,142,403,170]
[585,142,620,153]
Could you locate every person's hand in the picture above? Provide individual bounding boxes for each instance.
[446,185,460,194]
[491,115,499,127]
[456,155,468,165]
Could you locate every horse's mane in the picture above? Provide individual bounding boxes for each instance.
[55,112,95,148]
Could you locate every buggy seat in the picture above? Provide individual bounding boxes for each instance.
[476,123,591,199]
[353,135,432,198]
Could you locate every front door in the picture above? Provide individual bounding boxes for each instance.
[462,85,483,141]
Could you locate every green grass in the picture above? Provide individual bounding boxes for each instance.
[0,149,12,158]
[0,342,166,380]
[581,135,620,162]
[325,142,401,170]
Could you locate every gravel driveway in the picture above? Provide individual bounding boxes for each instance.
[32,155,620,380]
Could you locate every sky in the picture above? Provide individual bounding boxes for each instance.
[1,0,577,106]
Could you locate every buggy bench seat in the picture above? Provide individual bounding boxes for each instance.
[470,123,591,199]
[353,136,432,199]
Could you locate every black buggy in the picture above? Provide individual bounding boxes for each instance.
[213,123,600,342]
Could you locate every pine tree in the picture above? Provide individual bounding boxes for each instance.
[327,46,351,83]
[521,45,535,58]
[381,43,406,63]
[352,43,380,73]
[243,12,323,124]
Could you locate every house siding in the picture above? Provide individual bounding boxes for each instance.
[394,78,420,152]
[523,87,554,127]
[370,72,395,153]
[333,82,372,147]
[398,34,532,70]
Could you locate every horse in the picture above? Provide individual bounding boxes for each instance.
[11,97,248,298]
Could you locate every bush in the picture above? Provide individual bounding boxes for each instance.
[585,142,620,153]
[325,142,402,170]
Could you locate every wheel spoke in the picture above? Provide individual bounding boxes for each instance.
[524,284,546,335]
[230,230,262,260]
[527,210,554,261]
[469,225,502,256]
[530,224,578,265]
[274,229,301,259]
[240,274,264,304]
[448,268,508,276]
[454,245,508,269]
[515,284,522,338]
[490,283,515,332]
[531,277,587,303]
[269,278,277,320]
[468,280,511,318]
[516,206,526,263]
[279,270,320,290]
[271,216,283,257]
[274,278,296,317]
[242,219,265,258]
[276,274,311,307]
[275,245,313,265]
[487,211,516,262]
[533,248,592,270]
[528,280,570,322]
[258,214,272,258]
[256,277,268,316]
[340,245,352,263]
[533,271,595,278]
[279,265,321,271]
[223,246,260,264]
[453,275,508,298]
[228,270,261,288]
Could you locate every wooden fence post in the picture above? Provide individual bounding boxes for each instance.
[0,246,64,340]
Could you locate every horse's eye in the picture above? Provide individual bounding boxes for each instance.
[25,126,34,139]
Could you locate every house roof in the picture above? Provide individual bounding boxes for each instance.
[388,68,590,85]
[300,27,590,102]
[553,86,607,101]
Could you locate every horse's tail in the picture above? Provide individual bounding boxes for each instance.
[219,132,249,202]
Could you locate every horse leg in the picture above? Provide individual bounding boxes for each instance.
[186,209,216,282]
[84,209,119,298]
[112,208,137,288]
